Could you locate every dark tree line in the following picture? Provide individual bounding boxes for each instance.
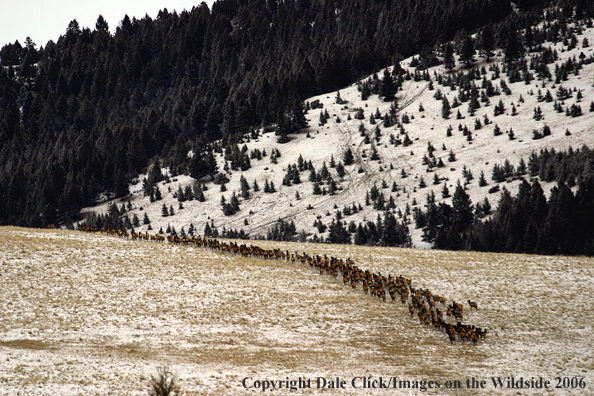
[417,145,594,256]
[266,210,411,247]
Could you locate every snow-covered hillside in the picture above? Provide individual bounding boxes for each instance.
[81,22,594,247]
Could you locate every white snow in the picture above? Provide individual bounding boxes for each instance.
[1,227,593,395]
[5,16,594,396]
[81,22,594,249]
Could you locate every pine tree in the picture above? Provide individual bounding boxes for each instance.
[479,24,495,60]
[452,182,473,231]
[190,149,219,181]
[442,183,450,198]
[298,154,305,171]
[327,218,351,244]
[478,170,487,186]
[336,162,345,178]
[443,43,455,72]
[459,33,476,67]
[114,169,129,198]
[240,175,250,199]
[230,192,240,212]
[197,188,205,202]
[379,69,396,101]
[313,182,322,195]
[505,27,525,64]
[445,149,455,162]
[442,97,451,119]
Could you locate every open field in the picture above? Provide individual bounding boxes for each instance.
[1,226,593,395]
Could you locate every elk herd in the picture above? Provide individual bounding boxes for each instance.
[78,225,487,344]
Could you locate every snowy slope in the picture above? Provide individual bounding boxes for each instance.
[81,22,594,248]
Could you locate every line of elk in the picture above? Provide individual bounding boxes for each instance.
[78,225,487,344]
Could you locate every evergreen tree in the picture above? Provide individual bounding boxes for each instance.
[336,162,345,178]
[443,43,455,72]
[154,186,163,201]
[197,188,205,202]
[230,192,240,212]
[382,212,404,246]
[479,25,495,60]
[452,181,474,231]
[441,97,451,119]
[459,33,476,67]
[240,175,250,199]
[313,182,322,195]
[114,169,129,198]
[505,26,525,64]
[327,218,351,244]
[354,224,369,245]
[379,69,396,101]
[190,149,218,181]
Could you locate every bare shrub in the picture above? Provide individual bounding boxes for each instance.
[148,366,179,396]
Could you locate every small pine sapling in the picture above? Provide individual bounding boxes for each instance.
[493,124,502,136]
[448,149,456,162]
[441,183,450,198]
[478,170,487,186]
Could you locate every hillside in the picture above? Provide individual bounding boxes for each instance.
[1,227,593,395]
[81,20,594,250]
[0,0,520,229]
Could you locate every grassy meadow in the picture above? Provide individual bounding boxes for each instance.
[1,227,593,395]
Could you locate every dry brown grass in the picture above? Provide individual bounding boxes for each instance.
[1,227,593,395]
